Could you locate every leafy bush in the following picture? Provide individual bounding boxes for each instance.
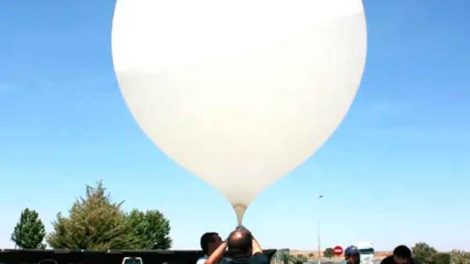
[450,250,470,264]
[324,248,334,259]
[412,242,437,264]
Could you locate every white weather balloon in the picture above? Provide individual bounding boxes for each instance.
[112,0,367,224]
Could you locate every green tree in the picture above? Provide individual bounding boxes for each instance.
[127,209,172,249]
[412,242,438,264]
[450,250,470,264]
[279,250,293,264]
[276,250,303,264]
[324,248,334,259]
[47,181,138,250]
[291,255,308,264]
[431,253,450,264]
[11,208,46,249]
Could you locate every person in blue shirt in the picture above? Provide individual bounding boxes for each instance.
[342,246,361,264]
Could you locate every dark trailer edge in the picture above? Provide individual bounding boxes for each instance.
[0,249,277,264]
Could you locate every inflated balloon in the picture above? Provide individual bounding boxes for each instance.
[112,0,367,224]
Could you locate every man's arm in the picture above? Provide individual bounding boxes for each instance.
[251,237,263,255]
[205,241,227,264]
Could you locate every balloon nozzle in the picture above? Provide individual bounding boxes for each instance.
[233,204,247,225]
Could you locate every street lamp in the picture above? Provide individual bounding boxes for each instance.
[316,195,324,264]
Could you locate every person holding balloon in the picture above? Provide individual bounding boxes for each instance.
[197,232,224,264]
[205,226,268,264]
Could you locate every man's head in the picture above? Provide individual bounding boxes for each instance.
[344,246,360,264]
[393,245,412,264]
[200,232,222,256]
[227,227,253,258]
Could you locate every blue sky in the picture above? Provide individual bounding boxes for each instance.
[1,0,469,252]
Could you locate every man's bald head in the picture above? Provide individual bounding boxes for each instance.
[227,227,253,256]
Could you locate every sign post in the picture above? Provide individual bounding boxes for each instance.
[333,246,344,257]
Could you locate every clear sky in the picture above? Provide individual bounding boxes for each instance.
[1,0,469,252]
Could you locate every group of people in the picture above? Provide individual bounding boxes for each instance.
[197,227,268,264]
[342,244,416,264]
[197,227,417,264]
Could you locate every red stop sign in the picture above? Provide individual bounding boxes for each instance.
[333,246,343,256]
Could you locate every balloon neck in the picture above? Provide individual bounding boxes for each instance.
[233,204,247,225]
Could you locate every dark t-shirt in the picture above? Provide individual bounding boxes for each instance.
[220,253,269,264]
[380,256,419,264]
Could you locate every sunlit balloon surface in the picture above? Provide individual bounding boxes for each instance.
[112,0,367,224]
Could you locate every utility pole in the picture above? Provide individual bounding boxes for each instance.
[316,195,324,264]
